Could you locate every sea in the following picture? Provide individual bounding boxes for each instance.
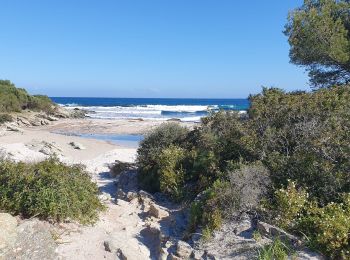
[51,97,249,122]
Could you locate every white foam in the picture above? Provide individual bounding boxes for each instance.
[64,104,241,122]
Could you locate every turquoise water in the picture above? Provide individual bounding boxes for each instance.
[78,133,143,148]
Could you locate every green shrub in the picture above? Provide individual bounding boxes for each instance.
[136,86,350,255]
[28,95,55,114]
[0,80,55,113]
[0,114,13,124]
[248,86,350,204]
[273,181,308,230]
[137,123,189,192]
[297,194,350,259]
[158,145,186,201]
[258,238,293,260]
[0,158,104,224]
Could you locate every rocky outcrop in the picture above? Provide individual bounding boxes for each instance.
[0,214,57,260]
[256,221,301,246]
[0,213,18,257]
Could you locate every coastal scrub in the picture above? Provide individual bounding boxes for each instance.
[0,157,104,224]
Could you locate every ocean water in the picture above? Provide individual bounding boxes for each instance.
[51,97,249,122]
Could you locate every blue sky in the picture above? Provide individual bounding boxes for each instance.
[0,0,309,98]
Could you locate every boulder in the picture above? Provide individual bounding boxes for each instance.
[6,124,21,132]
[0,213,18,254]
[257,221,301,246]
[176,240,193,259]
[103,239,149,260]
[69,141,86,150]
[17,117,31,126]
[3,219,57,260]
[98,192,112,201]
[148,203,169,219]
[192,250,204,260]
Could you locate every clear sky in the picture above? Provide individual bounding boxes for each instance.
[0,0,309,98]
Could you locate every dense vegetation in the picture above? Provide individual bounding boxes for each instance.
[137,86,350,258]
[285,0,350,88]
[0,158,104,224]
[0,80,55,114]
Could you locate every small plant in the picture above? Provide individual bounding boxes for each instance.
[273,180,308,230]
[0,113,13,124]
[253,230,262,242]
[0,157,104,224]
[258,238,293,260]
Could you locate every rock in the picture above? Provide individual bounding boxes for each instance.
[192,250,204,260]
[159,247,169,260]
[39,146,52,155]
[257,221,301,246]
[6,124,21,132]
[126,191,138,202]
[234,219,252,235]
[138,190,154,203]
[53,106,70,118]
[167,118,181,122]
[203,252,217,260]
[4,219,57,260]
[103,239,149,260]
[103,240,112,252]
[69,141,86,150]
[176,240,193,259]
[116,248,128,260]
[169,253,182,260]
[46,116,59,121]
[296,249,325,260]
[148,203,169,219]
[40,119,49,125]
[0,213,18,254]
[17,117,31,126]
[99,192,112,201]
[31,121,41,126]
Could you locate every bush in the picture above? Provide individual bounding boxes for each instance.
[272,181,308,230]
[137,123,189,192]
[0,114,13,124]
[28,95,55,114]
[158,145,186,201]
[188,163,270,238]
[186,181,226,238]
[135,86,350,256]
[0,158,104,224]
[226,162,271,215]
[0,80,55,114]
[248,86,350,204]
[297,194,350,259]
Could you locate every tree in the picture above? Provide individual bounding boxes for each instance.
[285,0,350,88]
